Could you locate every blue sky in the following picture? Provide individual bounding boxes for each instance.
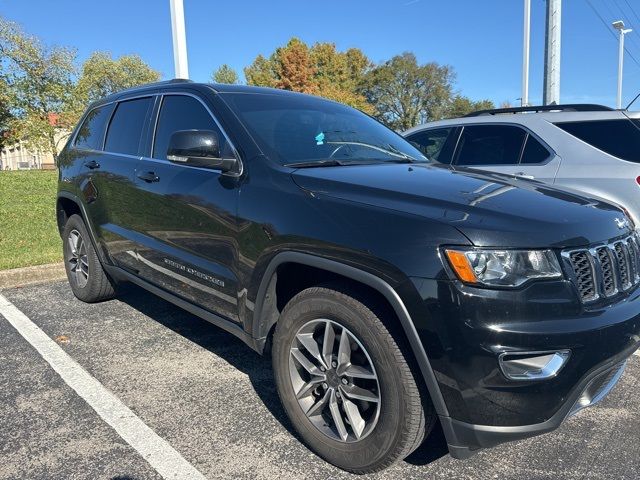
[2,0,640,107]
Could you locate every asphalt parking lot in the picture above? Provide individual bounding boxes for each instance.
[1,280,639,480]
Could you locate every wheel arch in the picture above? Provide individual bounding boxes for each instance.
[251,251,449,417]
[56,193,83,235]
[56,191,109,266]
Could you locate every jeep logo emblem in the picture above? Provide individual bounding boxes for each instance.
[615,217,630,229]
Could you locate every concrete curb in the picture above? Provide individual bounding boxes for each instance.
[0,262,66,289]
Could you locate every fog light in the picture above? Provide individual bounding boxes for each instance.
[499,350,571,381]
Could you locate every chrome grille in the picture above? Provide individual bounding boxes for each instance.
[569,251,597,302]
[564,232,640,303]
[595,247,616,296]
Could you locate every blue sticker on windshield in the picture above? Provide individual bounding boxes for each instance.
[315,132,325,145]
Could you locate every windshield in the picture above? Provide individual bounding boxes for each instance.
[221,92,428,165]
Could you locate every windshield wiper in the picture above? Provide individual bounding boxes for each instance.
[284,159,384,168]
[385,143,421,162]
[284,159,346,168]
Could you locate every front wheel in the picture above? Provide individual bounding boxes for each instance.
[272,285,435,473]
[62,214,115,303]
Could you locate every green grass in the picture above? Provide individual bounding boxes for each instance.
[0,170,62,270]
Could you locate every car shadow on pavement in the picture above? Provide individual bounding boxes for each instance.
[117,283,449,467]
[117,284,297,433]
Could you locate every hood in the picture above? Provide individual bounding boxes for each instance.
[291,163,631,248]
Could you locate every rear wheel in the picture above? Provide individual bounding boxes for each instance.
[62,214,115,303]
[272,285,435,473]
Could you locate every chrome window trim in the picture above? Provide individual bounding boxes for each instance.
[70,90,242,176]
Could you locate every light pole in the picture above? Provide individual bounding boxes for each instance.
[169,0,189,79]
[613,20,632,109]
[522,0,531,106]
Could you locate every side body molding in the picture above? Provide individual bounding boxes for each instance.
[251,251,449,418]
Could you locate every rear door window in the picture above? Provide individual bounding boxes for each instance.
[406,128,454,162]
[74,104,115,151]
[554,119,640,162]
[105,97,153,156]
[454,125,526,166]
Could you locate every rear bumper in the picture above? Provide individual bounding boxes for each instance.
[441,348,633,459]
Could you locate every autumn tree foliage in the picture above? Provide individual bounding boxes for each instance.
[244,38,372,112]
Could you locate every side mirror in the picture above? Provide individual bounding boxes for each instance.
[167,130,237,172]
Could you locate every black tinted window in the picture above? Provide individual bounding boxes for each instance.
[555,119,640,162]
[105,97,152,155]
[153,95,223,160]
[406,128,452,162]
[455,125,526,166]
[74,104,114,150]
[521,135,551,164]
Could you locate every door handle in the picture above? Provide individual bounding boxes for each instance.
[515,171,535,180]
[84,160,100,169]
[137,171,160,183]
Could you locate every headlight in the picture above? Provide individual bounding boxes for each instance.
[444,248,562,287]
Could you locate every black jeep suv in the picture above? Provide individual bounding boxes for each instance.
[57,80,640,473]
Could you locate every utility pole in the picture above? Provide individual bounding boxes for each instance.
[522,0,531,106]
[169,0,189,79]
[613,21,633,109]
[543,0,561,105]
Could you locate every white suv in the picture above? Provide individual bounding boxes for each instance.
[404,104,640,224]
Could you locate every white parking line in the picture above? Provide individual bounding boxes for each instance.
[0,294,207,480]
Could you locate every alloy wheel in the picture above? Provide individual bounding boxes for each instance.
[67,229,89,288]
[289,319,381,443]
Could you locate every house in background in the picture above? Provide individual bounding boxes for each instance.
[0,113,69,170]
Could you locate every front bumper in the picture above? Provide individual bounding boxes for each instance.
[442,349,632,459]
[406,276,640,458]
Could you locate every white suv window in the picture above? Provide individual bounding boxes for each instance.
[406,128,453,162]
[555,119,640,162]
[455,125,526,166]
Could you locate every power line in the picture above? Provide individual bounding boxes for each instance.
[585,0,640,68]
[622,0,640,25]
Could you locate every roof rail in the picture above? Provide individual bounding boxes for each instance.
[112,78,194,96]
[464,104,615,117]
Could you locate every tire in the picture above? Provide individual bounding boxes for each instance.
[272,285,436,473]
[62,214,115,303]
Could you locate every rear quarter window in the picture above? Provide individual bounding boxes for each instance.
[555,119,640,162]
[74,104,115,151]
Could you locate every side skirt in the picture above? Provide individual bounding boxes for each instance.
[105,265,260,352]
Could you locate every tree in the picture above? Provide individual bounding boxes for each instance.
[0,75,13,149]
[66,51,160,124]
[212,64,239,84]
[446,95,495,118]
[360,52,455,130]
[244,54,276,88]
[0,17,76,161]
[244,38,372,111]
